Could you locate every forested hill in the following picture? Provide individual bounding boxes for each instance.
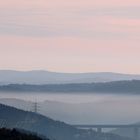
[0,103,80,140]
[0,80,140,93]
[0,104,134,140]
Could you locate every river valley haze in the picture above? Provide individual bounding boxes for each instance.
[0,0,140,140]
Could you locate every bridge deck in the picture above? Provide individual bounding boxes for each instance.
[73,124,140,128]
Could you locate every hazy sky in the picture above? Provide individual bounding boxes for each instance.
[0,0,140,74]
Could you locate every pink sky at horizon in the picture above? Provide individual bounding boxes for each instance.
[0,0,140,74]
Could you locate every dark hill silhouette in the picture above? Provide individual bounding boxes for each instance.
[0,128,45,140]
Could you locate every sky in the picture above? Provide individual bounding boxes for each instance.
[0,0,140,74]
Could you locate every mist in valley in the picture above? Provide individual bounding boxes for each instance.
[0,92,140,125]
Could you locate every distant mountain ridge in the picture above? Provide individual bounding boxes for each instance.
[0,70,140,85]
[0,80,140,93]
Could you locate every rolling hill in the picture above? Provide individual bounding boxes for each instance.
[0,80,140,93]
[0,103,134,140]
[0,70,140,85]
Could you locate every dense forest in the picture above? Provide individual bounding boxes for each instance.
[0,128,45,140]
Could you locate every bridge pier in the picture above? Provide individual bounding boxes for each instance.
[97,127,102,134]
[74,124,140,140]
[133,127,139,140]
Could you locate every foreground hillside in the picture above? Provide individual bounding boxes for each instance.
[0,80,140,93]
[0,104,133,140]
[0,128,44,140]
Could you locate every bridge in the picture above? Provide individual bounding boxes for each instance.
[73,124,140,140]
